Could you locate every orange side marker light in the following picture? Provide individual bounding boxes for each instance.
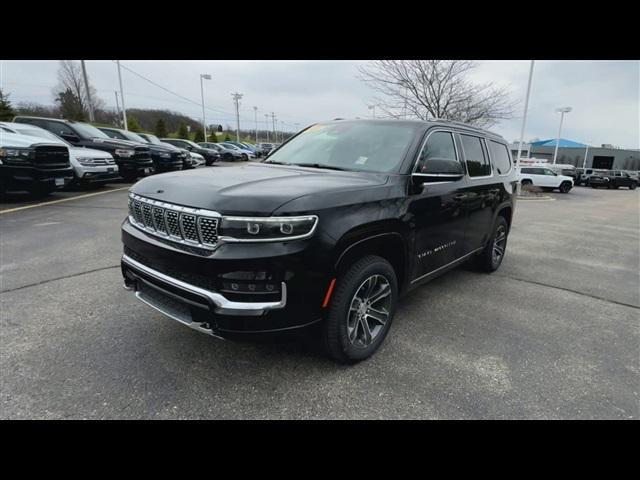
[322,278,337,308]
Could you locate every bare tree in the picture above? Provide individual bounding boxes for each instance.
[358,60,517,128]
[53,60,104,119]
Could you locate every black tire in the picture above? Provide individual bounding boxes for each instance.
[322,255,398,364]
[591,184,598,189]
[559,181,572,193]
[224,153,233,162]
[630,182,637,190]
[474,216,509,273]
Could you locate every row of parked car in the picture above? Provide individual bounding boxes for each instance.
[516,162,638,194]
[0,115,281,197]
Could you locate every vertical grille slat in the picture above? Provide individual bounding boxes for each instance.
[152,207,166,233]
[198,217,219,245]
[128,195,219,251]
[180,214,199,242]
[165,211,181,237]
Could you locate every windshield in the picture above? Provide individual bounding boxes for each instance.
[120,131,147,143]
[264,121,418,173]
[143,134,162,145]
[73,123,110,139]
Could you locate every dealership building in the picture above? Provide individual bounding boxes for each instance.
[509,138,640,171]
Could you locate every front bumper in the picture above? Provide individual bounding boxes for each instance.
[121,220,329,337]
[1,165,74,193]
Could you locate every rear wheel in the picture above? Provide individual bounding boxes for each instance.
[630,182,637,190]
[322,255,398,363]
[475,216,509,273]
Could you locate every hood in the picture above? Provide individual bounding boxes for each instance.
[131,163,388,215]
[70,146,114,159]
[0,132,63,148]
[91,137,148,149]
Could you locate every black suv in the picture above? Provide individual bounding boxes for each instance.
[137,133,194,170]
[589,170,638,190]
[159,138,221,166]
[13,116,154,182]
[121,120,516,363]
[98,127,184,173]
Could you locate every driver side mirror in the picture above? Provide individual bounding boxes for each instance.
[412,158,464,187]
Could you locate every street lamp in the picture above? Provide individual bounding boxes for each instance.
[582,140,592,169]
[553,106,572,164]
[368,105,377,118]
[200,74,212,141]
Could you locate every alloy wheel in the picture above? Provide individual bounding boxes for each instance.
[346,274,392,348]
[492,225,507,266]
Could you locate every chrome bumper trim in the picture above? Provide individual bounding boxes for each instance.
[121,254,287,316]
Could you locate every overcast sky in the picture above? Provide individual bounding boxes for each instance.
[1,60,638,149]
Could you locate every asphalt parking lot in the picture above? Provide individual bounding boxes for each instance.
[1,174,638,419]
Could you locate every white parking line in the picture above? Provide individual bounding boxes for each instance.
[0,187,130,215]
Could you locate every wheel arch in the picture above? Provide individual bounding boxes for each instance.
[334,229,409,292]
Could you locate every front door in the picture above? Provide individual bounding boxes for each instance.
[408,130,467,281]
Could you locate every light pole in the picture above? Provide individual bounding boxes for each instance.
[368,105,376,118]
[515,61,535,170]
[553,106,572,164]
[271,112,276,142]
[81,60,94,122]
[200,74,211,141]
[582,141,591,169]
[253,106,258,142]
[264,114,270,142]
[116,60,127,130]
[231,92,243,142]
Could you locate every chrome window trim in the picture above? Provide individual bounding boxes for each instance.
[411,129,462,175]
[458,133,494,180]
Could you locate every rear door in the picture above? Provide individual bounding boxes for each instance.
[457,133,501,252]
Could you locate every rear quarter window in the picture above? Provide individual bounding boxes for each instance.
[488,140,512,175]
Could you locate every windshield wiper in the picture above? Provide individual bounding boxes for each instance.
[290,163,349,171]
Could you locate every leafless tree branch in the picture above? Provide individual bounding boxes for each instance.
[358,60,518,128]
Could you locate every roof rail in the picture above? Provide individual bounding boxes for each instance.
[427,118,501,138]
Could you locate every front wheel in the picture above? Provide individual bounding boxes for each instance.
[630,182,637,190]
[559,181,572,193]
[322,255,398,364]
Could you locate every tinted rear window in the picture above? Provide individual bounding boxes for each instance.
[488,140,512,175]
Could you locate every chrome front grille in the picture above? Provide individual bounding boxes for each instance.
[128,194,220,251]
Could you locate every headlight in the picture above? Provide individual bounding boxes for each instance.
[219,215,318,242]
[0,147,32,163]
[114,149,135,158]
[159,152,171,158]
[76,157,102,166]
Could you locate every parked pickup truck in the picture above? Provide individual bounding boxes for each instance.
[1,132,74,196]
[13,116,154,182]
[1,121,119,187]
[589,170,638,190]
[121,119,516,363]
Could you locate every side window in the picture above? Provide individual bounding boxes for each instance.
[521,168,533,174]
[544,169,556,176]
[415,131,458,173]
[461,134,491,177]
[102,129,124,139]
[489,140,512,175]
[47,121,75,137]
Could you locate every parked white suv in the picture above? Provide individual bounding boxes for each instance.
[517,166,574,193]
[0,122,119,187]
